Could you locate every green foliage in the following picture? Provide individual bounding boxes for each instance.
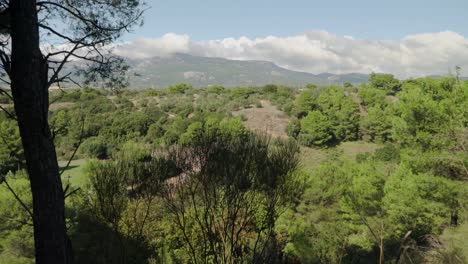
[392,77,466,151]
[178,121,204,145]
[286,118,301,138]
[373,143,400,162]
[266,86,295,111]
[162,116,189,145]
[83,96,117,114]
[299,111,333,146]
[230,86,254,99]
[80,136,110,159]
[179,117,247,145]
[206,85,225,94]
[343,82,353,89]
[113,96,135,110]
[49,89,81,103]
[279,160,350,263]
[0,171,34,264]
[0,80,464,263]
[0,120,24,175]
[145,123,165,143]
[281,147,465,263]
[369,73,401,94]
[49,110,72,143]
[86,160,129,227]
[294,86,359,146]
[108,111,153,137]
[359,105,393,142]
[383,166,459,240]
[341,162,386,219]
[218,118,248,138]
[262,84,279,94]
[168,83,192,94]
[401,149,467,180]
[358,87,387,108]
[316,86,359,142]
[164,130,301,263]
[294,90,316,117]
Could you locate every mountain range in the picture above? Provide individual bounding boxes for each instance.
[124,53,369,88]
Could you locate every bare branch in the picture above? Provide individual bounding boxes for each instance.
[3,177,34,219]
[0,47,11,78]
[47,42,81,87]
[0,87,12,100]
[64,187,81,199]
[38,23,81,44]
[59,115,85,176]
[0,104,15,120]
[37,1,138,33]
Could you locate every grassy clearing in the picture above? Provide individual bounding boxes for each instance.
[299,147,328,173]
[338,141,380,160]
[300,141,381,174]
[59,159,88,188]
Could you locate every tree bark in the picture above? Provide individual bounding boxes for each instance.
[10,0,72,263]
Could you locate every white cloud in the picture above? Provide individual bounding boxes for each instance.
[114,31,468,78]
[115,33,191,58]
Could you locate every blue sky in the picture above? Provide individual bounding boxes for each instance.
[126,0,468,41]
[113,0,468,77]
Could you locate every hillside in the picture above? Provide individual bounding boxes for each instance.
[1,77,466,263]
[124,53,369,87]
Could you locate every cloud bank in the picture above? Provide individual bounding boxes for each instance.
[114,31,468,78]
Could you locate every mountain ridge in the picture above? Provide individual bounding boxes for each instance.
[124,53,370,88]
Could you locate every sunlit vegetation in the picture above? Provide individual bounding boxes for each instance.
[0,73,467,263]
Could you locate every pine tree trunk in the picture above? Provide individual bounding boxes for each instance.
[10,0,72,263]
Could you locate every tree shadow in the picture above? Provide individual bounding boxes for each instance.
[69,212,156,264]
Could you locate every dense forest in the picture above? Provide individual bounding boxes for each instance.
[0,73,467,263]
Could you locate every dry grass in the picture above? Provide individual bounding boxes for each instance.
[232,100,290,138]
[2,102,75,111]
[49,102,75,111]
[439,208,468,261]
[299,147,329,173]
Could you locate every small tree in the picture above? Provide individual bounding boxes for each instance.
[316,86,359,142]
[360,105,393,143]
[294,90,316,117]
[299,111,333,147]
[168,83,192,94]
[162,130,301,263]
[340,162,387,264]
[392,78,465,152]
[358,87,387,108]
[369,73,401,95]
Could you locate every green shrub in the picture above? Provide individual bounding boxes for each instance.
[168,83,192,94]
[286,119,301,139]
[374,143,400,162]
[81,137,110,159]
[299,111,333,147]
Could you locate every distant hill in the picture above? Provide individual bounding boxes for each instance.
[124,53,369,88]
